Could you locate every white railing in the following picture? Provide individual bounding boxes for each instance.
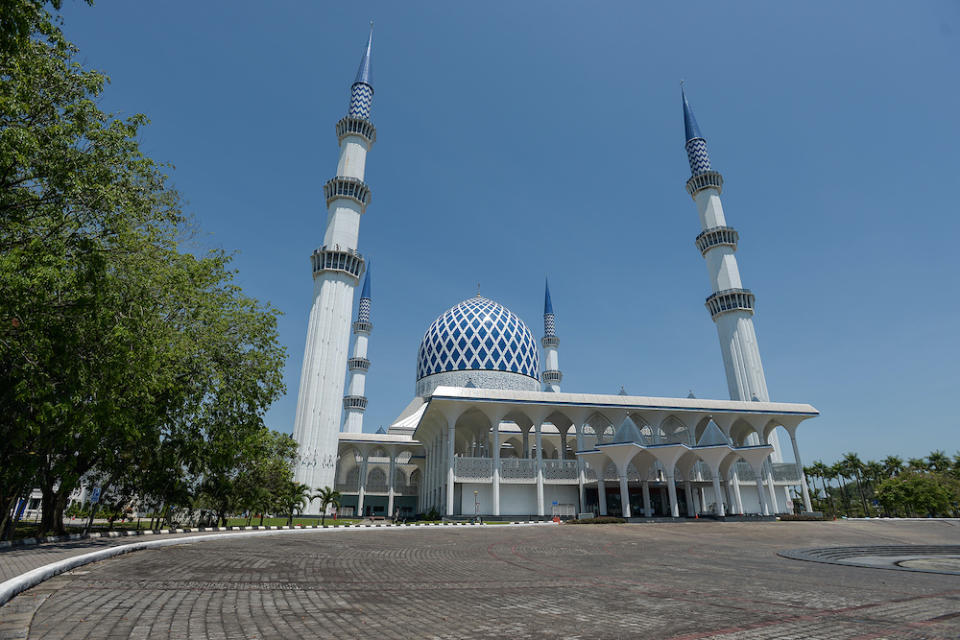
[543,459,578,480]
[454,456,493,481]
[500,458,537,480]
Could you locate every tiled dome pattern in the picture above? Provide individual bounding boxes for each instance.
[417,297,540,381]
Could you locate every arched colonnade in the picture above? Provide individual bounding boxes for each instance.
[413,393,817,518]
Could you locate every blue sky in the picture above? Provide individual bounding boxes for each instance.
[58,1,960,465]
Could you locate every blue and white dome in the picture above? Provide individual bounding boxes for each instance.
[416,296,540,396]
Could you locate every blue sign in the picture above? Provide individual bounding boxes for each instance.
[90,486,101,504]
[552,501,558,506]
[13,498,27,522]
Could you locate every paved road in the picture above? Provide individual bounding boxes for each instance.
[5,520,960,639]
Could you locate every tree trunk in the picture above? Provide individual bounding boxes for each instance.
[854,473,868,515]
[837,477,849,515]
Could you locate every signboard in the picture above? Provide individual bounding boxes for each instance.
[552,501,558,506]
[90,486,101,504]
[13,498,27,522]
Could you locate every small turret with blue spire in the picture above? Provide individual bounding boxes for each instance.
[343,263,372,433]
[541,278,562,392]
[682,85,712,176]
[349,23,374,120]
[543,278,556,338]
[357,265,372,324]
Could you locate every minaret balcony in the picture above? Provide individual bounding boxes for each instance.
[686,170,724,199]
[695,226,739,256]
[336,116,377,146]
[542,335,560,349]
[705,288,755,320]
[343,395,367,411]
[542,370,563,384]
[324,176,372,212]
[352,320,373,334]
[348,357,370,372]
[310,246,365,282]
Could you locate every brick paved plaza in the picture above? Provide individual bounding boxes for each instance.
[3,520,960,639]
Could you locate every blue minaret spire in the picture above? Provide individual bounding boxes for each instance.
[358,264,372,323]
[543,278,556,337]
[682,85,712,176]
[349,23,374,120]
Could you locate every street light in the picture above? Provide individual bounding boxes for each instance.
[474,490,480,523]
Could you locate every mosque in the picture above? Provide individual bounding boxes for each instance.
[290,27,819,520]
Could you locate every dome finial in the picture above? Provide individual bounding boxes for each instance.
[354,22,374,86]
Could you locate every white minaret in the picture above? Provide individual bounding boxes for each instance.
[342,267,372,433]
[292,25,376,494]
[682,87,782,459]
[541,279,562,393]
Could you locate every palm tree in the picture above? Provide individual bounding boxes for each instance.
[280,481,311,526]
[863,460,884,515]
[928,450,950,474]
[842,452,870,516]
[832,462,851,515]
[310,486,342,526]
[820,463,838,517]
[808,461,830,514]
[882,455,904,478]
[907,457,928,472]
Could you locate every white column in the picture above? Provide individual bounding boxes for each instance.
[357,454,368,517]
[755,476,769,515]
[535,423,544,517]
[559,431,567,461]
[522,430,529,458]
[492,422,501,517]
[619,474,631,518]
[387,450,396,519]
[732,470,744,514]
[684,481,696,517]
[642,480,652,517]
[765,461,780,513]
[597,477,608,516]
[666,473,680,518]
[789,430,813,512]
[712,475,725,516]
[446,422,455,516]
[576,428,586,514]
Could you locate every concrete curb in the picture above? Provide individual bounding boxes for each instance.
[0,520,548,549]
[0,521,555,607]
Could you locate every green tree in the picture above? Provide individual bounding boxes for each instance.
[877,472,956,518]
[0,1,287,535]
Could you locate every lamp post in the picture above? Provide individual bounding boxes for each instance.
[474,490,480,523]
